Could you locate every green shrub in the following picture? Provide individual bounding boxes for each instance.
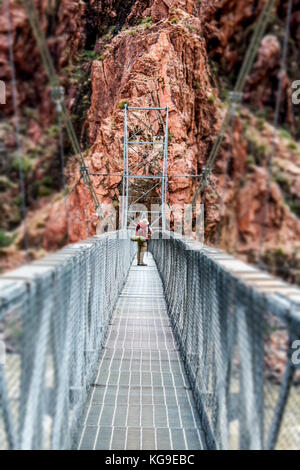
[208,93,216,104]
[27,147,40,159]
[195,81,201,89]
[12,157,32,174]
[220,89,229,101]
[256,109,267,119]
[36,220,45,229]
[118,100,130,110]
[82,94,90,105]
[48,124,59,137]
[246,155,255,166]
[14,195,22,207]
[288,198,300,216]
[170,17,179,24]
[38,185,52,197]
[279,128,292,140]
[168,132,174,142]
[0,230,15,248]
[288,141,297,151]
[23,107,36,119]
[273,171,289,191]
[72,67,85,81]
[256,144,267,160]
[257,118,265,131]
[0,175,14,191]
[81,50,97,60]
[138,16,152,25]
[42,176,53,187]
[245,134,269,165]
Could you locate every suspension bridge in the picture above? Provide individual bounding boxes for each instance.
[1,231,300,450]
[1,0,300,451]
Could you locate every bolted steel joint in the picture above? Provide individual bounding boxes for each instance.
[229,91,243,103]
[201,167,211,177]
[51,86,64,102]
[51,86,64,112]
[80,166,89,174]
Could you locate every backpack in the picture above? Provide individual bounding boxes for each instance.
[136,222,148,239]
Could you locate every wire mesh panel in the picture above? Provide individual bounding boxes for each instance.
[0,231,136,450]
[149,233,300,450]
[77,254,203,450]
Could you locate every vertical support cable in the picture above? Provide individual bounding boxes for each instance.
[258,0,294,265]
[81,167,90,238]
[216,92,242,248]
[23,0,100,211]
[57,106,70,244]
[266,334,295,449]
[162,106,169,231]
[124,104,129,229]
[192,0,277,206]
[5,0,29,261]
[122,105,128,229]
[51,87,70,245]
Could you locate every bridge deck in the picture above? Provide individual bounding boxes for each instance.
[76,253,203,450]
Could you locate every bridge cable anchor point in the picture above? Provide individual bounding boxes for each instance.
[51,85,64,112]
[229,91,243,103]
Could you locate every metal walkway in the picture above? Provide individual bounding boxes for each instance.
[76,253,203,450]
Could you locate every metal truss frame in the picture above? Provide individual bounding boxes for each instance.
[121,105,169,230]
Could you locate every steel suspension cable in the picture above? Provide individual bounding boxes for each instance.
[258,0,294,265]
[81,167,91,237]
[215,97,238,248]
[5,0,29,261]
[23,0,100,211]
[234,0,276,93]
[51,87,70,244]
[192,0,277,205]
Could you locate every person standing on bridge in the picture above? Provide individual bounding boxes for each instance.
[136,218,151,266]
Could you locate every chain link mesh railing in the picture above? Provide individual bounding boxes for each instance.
[149,232,300,450]
[0,231,136,450]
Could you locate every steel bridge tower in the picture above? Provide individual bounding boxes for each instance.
[121,104,169,230]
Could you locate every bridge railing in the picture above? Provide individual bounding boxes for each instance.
[0,231,136,450]
[150,232,300,450]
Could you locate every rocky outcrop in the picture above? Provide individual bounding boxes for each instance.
[0,0,86,117]
[244,34,295,132]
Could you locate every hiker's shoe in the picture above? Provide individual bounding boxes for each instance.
[140,263,147,266]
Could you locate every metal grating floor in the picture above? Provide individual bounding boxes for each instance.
[77,253,203,450]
